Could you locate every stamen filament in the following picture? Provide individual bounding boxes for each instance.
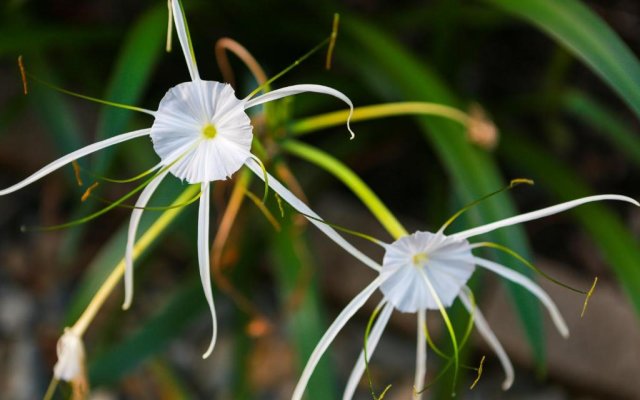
[469,356,486,389]
[24,156,183,232]
[246,34,332,99]
[438,178,534,235]
[24,70,155,116]
[471,241,587,294]
[90,188,201,211]
[417,269,459,396]
[364,302,392,400]
[243,188,281,231]
[296,211,385,246]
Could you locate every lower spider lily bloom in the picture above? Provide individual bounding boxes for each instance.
[292,194,639,400]
[1,0,376,359]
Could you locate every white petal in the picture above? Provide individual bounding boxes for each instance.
[151,81,253,183]
[459,287,514,390]
[453,194,639,240]
[342,301,393,400]
[244,157,381,272]
[379,231,475,312]
[292,275,387,400]
[244,84,355,139]
[413,309,427,400]
[170,0,200,81]
[122,169,169,310]
[0,129,150,196]
[198,183,218,358]
[473,256,569,338]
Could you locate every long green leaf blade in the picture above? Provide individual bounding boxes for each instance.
[487,0,640,121]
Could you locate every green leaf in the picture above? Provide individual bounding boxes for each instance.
[89,278,206,385]
[281,139,406,241]
[269,209,336,400]
[341,16,546,366]
[93,3,166,173]
[500,131,640,315]
[486,0,640,122]
[562,89,640,168]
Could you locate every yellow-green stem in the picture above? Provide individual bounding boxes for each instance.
[290,102,470,136]
[281,139,407,240]
[71,185,200,336]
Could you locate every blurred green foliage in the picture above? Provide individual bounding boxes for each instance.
[1,0,639,398]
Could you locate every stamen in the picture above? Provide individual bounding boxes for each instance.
[72,161,83,186]
[166,0,173,52]
[17,56,28,95]
[325,14,340,70]
[581,277,598,318]
[438,178,534,234]
[469,356,486,389]
[80,182,99,202]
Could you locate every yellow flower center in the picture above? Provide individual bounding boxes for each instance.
[412,252,428,267]
[202,124,217,139]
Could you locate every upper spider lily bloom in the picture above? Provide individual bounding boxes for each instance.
[292,194,639,400]
[1,0,376,359]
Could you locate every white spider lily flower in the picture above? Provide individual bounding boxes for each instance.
[1,0,370,359]
[292,194,638,400]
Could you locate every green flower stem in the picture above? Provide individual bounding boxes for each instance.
[289,102,469,136]
[280,139,407,240]
[71,185,200,337]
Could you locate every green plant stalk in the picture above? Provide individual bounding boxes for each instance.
[72,184,200,336]
[290,102,469,136]
[281,139,407,240]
